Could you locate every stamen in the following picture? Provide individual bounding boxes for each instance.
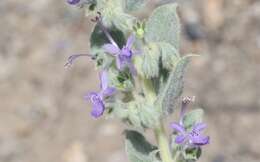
[180,96,196,124]
[91,12,119,49]
[190,130,199,137]
[64,54,92,68]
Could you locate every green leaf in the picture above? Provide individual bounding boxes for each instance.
[97,0,124,14]
[125,130,160,162]
[138,103,160,129]
[91,0,136,32]
[113,13,136,32]
[127,102,143,129]
[183,109,204,130]
[156,56,190,115]
[127,100,160,129]
[141,43,160,78]
[108,69,134,91]
[158,42,180,70]
[145,3,180,50]
[124,0,147,12]
[84,0,137,32]
[183,147,202,160]
[107,99,129,119]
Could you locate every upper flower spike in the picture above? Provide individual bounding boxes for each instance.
[91,12,138,74]
[84,71,115,118]
[67,0,80,5]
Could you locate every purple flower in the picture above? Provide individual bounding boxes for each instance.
[67,0,80,5]
[170,97,209,147]
[91,13,139,74]
[85,71,115,118]
[103,34,137,74]
[171,122,209,146]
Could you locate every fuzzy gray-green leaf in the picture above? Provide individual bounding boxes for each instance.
[183,109,204,130]
[138,103,160,129]
[145,3,180,50]
[125,0,147,12]
[141,43,160,78]
[127,100,160,129]
[158,42,180,69]
[113,13,136,32]
[107,99,129,119]
[128,102,143,128]
[156,56,190,114]
[89,0,135,32]
[125,130,160,162]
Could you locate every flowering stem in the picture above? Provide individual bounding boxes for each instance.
[155,122,173,162]
[172,151,180,162]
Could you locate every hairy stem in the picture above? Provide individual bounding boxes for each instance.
[172,151,180,162]
[155,122,173,162]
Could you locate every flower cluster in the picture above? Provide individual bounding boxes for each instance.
[65,12,138,118]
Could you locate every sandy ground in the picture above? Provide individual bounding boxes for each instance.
[0,0,260,162]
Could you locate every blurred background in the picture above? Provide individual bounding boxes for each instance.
[0,0,260,162]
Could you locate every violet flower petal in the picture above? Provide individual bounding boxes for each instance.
[171,122,186,134]
[99,71,115,97]
[67,0,80,5]
[102,87,116,97]
[91,101,105,118]
[120,47,132,57]
[116,55,124,70]
[193,123,207,132]
[175,135,186,144]
[190,135,210,146]
[103,43,120,55]
[126,34,135,49]
[100,71,109,90]
[84,92,105,118]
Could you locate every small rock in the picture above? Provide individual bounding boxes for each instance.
[62,141,88,162]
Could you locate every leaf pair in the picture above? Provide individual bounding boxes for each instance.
[125,130,161,162]
[136,3,181,78]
